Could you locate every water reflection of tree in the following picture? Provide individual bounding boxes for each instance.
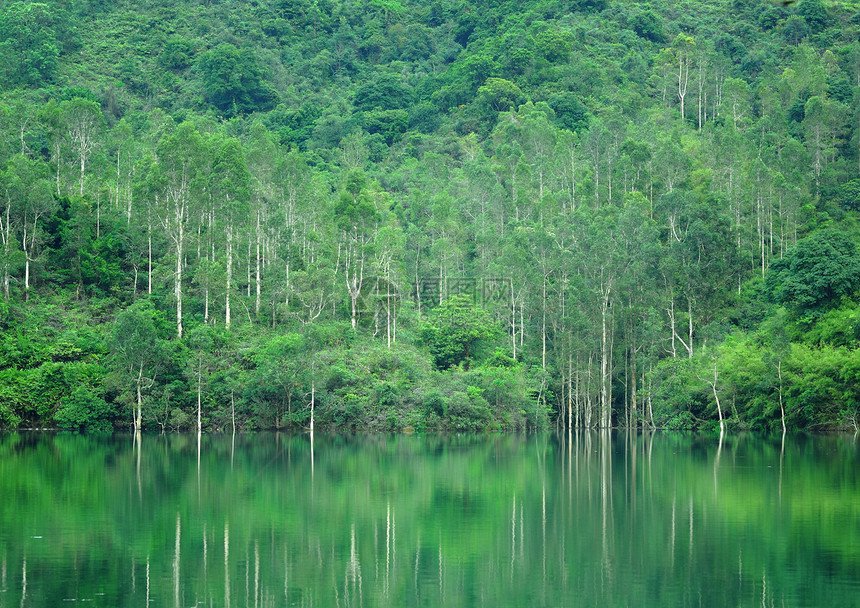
[0,432,858,606]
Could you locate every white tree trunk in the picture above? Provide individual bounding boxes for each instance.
[226,222,233,328]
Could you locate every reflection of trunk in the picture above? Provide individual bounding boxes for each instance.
[224,524,230,608]
[253,541,260,608]
[173,514,181,608]
[21,557,28,607]
[600,430,612,584]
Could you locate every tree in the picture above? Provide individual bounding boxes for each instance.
[0,2,59,87]
[211,137,250,329]
[420,295,500,370]
[535,29,574,63]
[0,162,17,300]
[198,43,275,115]
[802,95,848,185]
[671,35,695,120]
[571,0,607,11]
[477,78,525,114]
[548,93,589,132]
[630,9,665,42]
[61,98,104,197]
[766,230,860,316]
[658,190,734,359]
[797,0,827,33]
[353,72,412,111]
[149,121,204,338]
[3,155,55,299]
[111,301,167,432]
[184,325,216,434]
[247,333,308,428]
[334,170,379,330]
[782,16,809,46]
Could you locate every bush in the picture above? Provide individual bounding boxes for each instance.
[55,385,114,432]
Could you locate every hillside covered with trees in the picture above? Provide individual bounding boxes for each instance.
[2,0,860,432]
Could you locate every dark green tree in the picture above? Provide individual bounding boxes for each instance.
[421,295,500,370]
[766,230,860,317]
[198,43,275,115]
[110,301,168,432]
[0,2,59,87]
[797,0,827,33]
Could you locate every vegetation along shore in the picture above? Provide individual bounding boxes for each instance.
[2,0,860,432]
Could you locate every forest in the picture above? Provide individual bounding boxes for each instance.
[2,0,860,433]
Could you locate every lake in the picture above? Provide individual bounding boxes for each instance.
[0,432,858,607]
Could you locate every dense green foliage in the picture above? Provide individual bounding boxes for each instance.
[2,0,860,431]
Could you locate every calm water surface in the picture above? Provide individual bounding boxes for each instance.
[0,432,859,607]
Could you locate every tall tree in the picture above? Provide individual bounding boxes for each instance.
[149,121,204,338]
[211,137,250,329]
[111,301,166,432]
[4,155,55,299]
[61,98,104,197]
[334,170,379,330]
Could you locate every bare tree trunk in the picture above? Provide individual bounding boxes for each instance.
[703,359,725,436]
[568,353,573,431]
[79,153,86,197]
[511,279,517,360]
[1,202,10,300]
[600,285,611,428]
[541,277,547,369]
[647,365,655,429]
[687,296,694,358]
[197,367,202,434]
[226,222,233,329]
[147,213,152,295]
[630,345,637,429]
[310,378,315,432]
[778,360,786,435]
[176,211,184,338]
[136,365,143,433]
[23,223,30,300]
[255,210,262,317]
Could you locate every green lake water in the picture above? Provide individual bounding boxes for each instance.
[1,432,859,607]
